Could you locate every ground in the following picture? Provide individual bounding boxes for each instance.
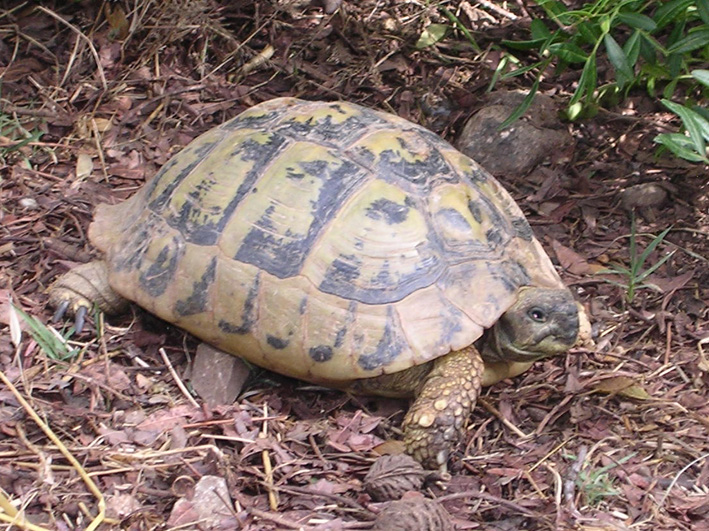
[1,1,708,530]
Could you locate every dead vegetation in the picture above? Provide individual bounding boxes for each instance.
[0,1,708,529]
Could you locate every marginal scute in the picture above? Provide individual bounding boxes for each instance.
[357,307,408,371]
[174,256,217,316]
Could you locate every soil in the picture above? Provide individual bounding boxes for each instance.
[1,1,708,530]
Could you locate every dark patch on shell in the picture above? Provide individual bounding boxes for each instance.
[138,237,183,297]
[366,198,410,224]
[147,143,214,213]
[275,106,384,147]
[319,254,361,294]
[161,134,289,246]
[175,256,217,317]
[234,157,366,279]
[309,345,334,362]
[512,216,534,241]
[358,308,405,371]
[437,208,472,232]
[218,272,260,334]
[267,335,289,349]
[491,259,530,293]
[174,257,217,316]
[467,199,483,223]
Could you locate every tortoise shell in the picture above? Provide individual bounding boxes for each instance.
[90,98,563,384]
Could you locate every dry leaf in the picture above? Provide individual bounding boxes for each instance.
[551,239,591,275]
[76,153,94,179]
[372,439,406,456]
[594,376,651,400]
[8,298,22,348]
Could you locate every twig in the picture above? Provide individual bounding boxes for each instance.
[436,490,541,517]
[159,347,200,409]
[478,397,528,438]
[248,507,303,529]
[36,6,107,90]
[472,0,518,20]
[261,402,279,511]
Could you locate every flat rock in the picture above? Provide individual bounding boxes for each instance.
[190,343,251,407]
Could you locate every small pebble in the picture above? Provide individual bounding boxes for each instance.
[19,197,39,209]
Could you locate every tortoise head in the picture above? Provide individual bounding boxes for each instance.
[486,286,579,362]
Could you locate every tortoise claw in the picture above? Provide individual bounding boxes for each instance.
[75,305,88,334]
[52,300,70,323]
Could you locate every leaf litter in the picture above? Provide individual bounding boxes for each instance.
[0,1,708,529]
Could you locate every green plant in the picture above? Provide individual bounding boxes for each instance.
[495,0,709,123]
[600,216,675,303]
[0,97,44,163]
[415,6,480,51]
[572,452,636,507]
[654,69,709,162]
[11,304,81,361]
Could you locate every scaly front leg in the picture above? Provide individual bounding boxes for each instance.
[402,346,484,471]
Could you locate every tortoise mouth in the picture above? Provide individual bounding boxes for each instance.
[487,317,577,363]
[490,323,554,362]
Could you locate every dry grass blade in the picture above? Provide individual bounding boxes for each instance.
[35,6,107,90]
[0,370,105,530]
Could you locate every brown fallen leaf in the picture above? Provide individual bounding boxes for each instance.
[593,376,651,400]
[551,239,591,275]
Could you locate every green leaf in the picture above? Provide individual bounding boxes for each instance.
[693,105,709,123]
[624,30,641,67]
[548,42,588,63]
[672,102,709,141]
[502,38,549,50]
[501,63,542,79]
[577,21,601,46]
[654,133,709,162]
[636,249,675,283]
[616,12,657,31]
[692,69,709,88]
[600,15,611,34]
[666,28,709,54]
[499,80,540,129]
[571,54,597,105]
[415,24,449,49]
[654,0,693,29]
[662,76,681,98]
[662,98,708,154]
[604,34,634,87]
[636,227,672,273]
[441,7,480,51]
[697,0,709,25]
[530,18,551,39]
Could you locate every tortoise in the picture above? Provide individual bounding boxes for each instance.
[50,98,580,470]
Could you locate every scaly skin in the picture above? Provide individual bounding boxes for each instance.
[401,346,484,471]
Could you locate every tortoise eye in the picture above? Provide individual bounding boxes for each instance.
[528,308,547,323]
